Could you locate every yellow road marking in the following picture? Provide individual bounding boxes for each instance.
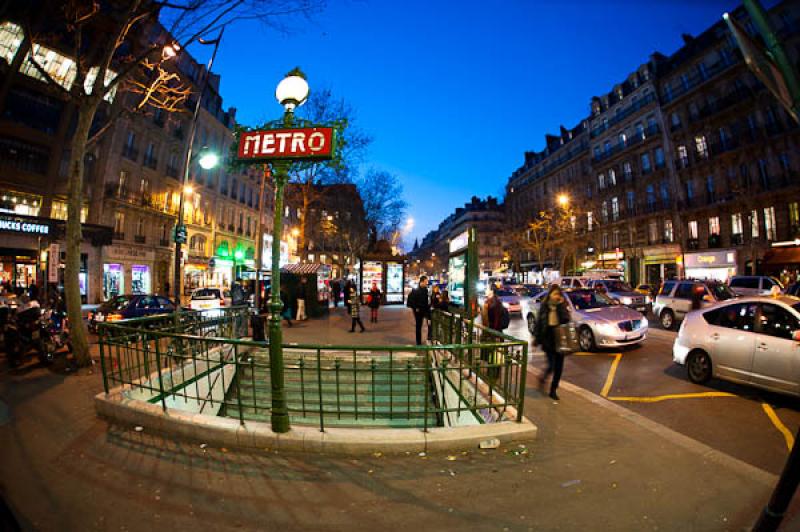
[762,403,795,451]
[608,392,736,403]
[600,354,622,398]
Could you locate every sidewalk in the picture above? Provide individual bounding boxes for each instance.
[0,307,793,531]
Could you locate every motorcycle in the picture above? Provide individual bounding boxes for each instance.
[5,306,58,367]
[42,308,71,353]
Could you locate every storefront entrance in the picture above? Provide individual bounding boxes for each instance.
[104,263,124,300]
[0,249,38,291]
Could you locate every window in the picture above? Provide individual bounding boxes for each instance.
[646,185,656,209]
[704,302,757,331]
[730,277,759,290]
[649,221,658,244]
[654,147,665,168]
[789,202,799,228]
[660,181,670,204]
[764,206,776,240]
[611,197,619,221]
[114,211,124,234]
[757,304,800,340]
[125,131,136,149]
[709,216,720,236]
[626,191,635,211]
[686,179,695,202]
[732,213,743,236]
[688,220,698,239]
[118,170,128,195]
[641,153,651,173]
[239,182,246,204]
[593,146,601,159]
[660,281,676,296]
[623,162,632,180]
[598,173,605,189]
[671,113,681,129]
[751,209,760,239]
[779,153,792,173]
[675,282,695,300]
[618,132,627,145]
[608,169,616,186]
[139,177,149,197]
[612,229,620,247]
[758,159,769,187]
[604,141,611,154]
[706,175,715,201]
[136,217,145,237]
[695,135,709,159]
[51,201,87,222]
[601,201,608,223]
[602,232,609,249]
[231,178,238,200]
[677,145,689,167]
[664,219,674,242]
[635,122,644,139]
[587,211,593,231]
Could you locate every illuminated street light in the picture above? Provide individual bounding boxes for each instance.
[291,227,300,237]
[162,42,180,60]
[183,185,194,195]
[198,150,219,170]
[275,68,310,111]
[557,194,570,207]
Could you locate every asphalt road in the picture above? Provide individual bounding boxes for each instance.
[506,314,800,476]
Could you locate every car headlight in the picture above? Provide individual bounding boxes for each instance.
[596,323,618,335]
[641,316,649,328]
[502,302,510,308]
[621,297,633,305]
[645,295,652,304]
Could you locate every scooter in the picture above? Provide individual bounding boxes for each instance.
[5,306,58,367]
[42,308,71,353]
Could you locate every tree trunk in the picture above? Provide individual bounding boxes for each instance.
[66,100,100,367]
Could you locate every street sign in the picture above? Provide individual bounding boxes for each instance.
[173,224,187,244]
[48,243,59,283]
[237,127,335,161]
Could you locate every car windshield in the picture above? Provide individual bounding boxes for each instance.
[106,296,130,311]
[494,290,514,297]
[567,290,614,310]
[193,289,221,299]
[603,280,632,292]
[708,283,736,300]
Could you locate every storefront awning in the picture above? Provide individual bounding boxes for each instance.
[764,247,800,265]
[281,263,331,275]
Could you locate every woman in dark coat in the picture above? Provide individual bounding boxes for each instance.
[534,284,571,400]
[368,282,382,323]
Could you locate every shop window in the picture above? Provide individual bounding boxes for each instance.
[50,200,86,222]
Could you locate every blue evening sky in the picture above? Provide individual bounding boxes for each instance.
[191,0,744,247]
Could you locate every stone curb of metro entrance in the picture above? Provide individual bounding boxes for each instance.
[94,389,538,454]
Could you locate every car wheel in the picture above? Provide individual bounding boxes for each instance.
[660,309,675,330]
[579,326,595,352]
[526,313,536,335]
[687,350,712,384]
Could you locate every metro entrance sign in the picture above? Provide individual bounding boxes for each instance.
[237,127,335,162]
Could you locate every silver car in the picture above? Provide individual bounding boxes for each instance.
[586,279,650,314]
[653,280,737,330]
[728,275,783,297]
[673,296,800,396]
[525,289,648,351]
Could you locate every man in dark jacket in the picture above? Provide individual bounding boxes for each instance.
[534,285,571,400]
[407,276,430,345]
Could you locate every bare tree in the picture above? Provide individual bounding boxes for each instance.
[358,169,408,247]
[11,0,322,367]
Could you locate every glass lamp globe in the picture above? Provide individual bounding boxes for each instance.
[198,151,219,170]
[275,68,309,111]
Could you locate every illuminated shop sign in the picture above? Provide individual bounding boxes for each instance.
[684,250,737,269]
[0,216,49,234]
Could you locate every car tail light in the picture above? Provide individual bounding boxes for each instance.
[88,312,95,320]
[220,299,225,306]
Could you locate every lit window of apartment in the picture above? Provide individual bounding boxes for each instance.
[789,202,799,229]
[695,135,709,159]
[587,211,593,231]
[608,169,616,186]
[50,200,87,222]
[688,220,698,239]
[677,145,689,168]
[751,209,760,239]
[618,132,627,146]
[598,173,605,189]
[664,219,674,242]
[648,221,658,244]
[601,201,608,223]
[764,206,776,240]
[708,216,720,236]
[611,197,619,221]
[602,232,609,249]
[118,170,128,195]
[114,211,125,236]
[139,177,149,197]
[732,213,743,235]
[623,162,632,180]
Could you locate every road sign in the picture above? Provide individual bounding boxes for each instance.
[173,224,187,244]
[237,127,335,161]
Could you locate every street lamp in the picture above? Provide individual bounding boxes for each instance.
[173,27,224,309]
[557,194,569,207]
[267,67,309,434]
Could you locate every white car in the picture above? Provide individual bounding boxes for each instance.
[189,288,232,312]
[493,289,522,314]
[526,289,648,351]
[728,276,784,297]
[673,295,800,396]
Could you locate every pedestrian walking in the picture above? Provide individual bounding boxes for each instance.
[430,285,443,311]
[331,279,341,308]
[343,280,354,314]
[534,284,571,401]
[347,284,365,332]
[368,282,381,323]
[407,276,430,345]
[296,277,308,321]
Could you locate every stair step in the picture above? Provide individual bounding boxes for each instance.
[223,408,438,428]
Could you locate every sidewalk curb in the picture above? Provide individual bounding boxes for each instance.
[531,367,778,488]
[95,389,538,454]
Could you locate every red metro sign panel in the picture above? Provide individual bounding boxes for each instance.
[237,127,335,161]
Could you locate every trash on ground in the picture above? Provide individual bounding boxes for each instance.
[479,438,501,449]
[134,426,144,432]
[561,479,581,488]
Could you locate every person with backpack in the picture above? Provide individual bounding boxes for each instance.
[368,282,382,323]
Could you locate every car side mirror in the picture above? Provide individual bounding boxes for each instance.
[793,330,800,342]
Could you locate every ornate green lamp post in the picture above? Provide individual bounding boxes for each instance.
[267,68,310,433]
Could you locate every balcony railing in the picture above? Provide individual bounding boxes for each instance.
[122,145,139,161]
[687,238,700,250]
[661,53,740,104]
[134,235,146,244]
[708,234,721,248]
[143,156,158,170]
[731,233,744,246]
[113,232,125,240]
[590,92,657,138]
[592,125,661,164]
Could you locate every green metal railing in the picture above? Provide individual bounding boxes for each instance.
[98,307,528,431]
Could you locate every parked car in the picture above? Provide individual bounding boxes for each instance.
[635,284,655,297]
[653,280,736,330]
[673,295,800,396]
[586,279,650,314]
[525,289,648,351]
[787,282,800,297]
[88,294,176,332]
[559,276,591,289]
[189,287,232,311]
[728,275,784,297]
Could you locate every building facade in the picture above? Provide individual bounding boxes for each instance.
[504,1,800,287]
